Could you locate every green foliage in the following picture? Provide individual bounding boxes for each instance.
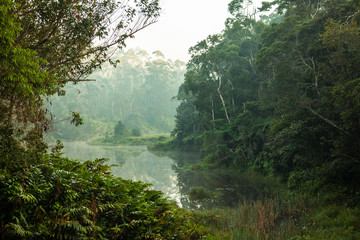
[204,197,303,240]
[0,0,56,131]
[172,2,271,173]
[3,0,360,238]
[49,49,185,140]
[291,204,360,240]
[131,128,142,137]
[1,0,161,136]
[114,120,130,138]
[90,134,171,147]
[70,112,84,126]
[169,0,360,209]
[255,0,360,198]
[0,128,215,239]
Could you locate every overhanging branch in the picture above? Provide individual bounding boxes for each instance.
[57,79,96,83]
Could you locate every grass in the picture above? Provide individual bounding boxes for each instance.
[195,194,360,240]
[290,204,360,240]
[89,136,360,240]
[198,195,304,240]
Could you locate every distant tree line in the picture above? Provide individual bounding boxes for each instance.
[114,120,142,137]
[49,49,185,140]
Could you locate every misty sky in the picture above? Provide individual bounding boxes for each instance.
[125,0,263,62]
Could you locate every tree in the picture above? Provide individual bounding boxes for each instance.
[0,0,55,133]
[114,120,129,138]
[0,126,214,239]
[256,0,360,196]
[172,1,269,167]
[131,128,142,136]
[48,49,185,140]
[135,54,184,132]
[1,0,160,136]
[172,85,201,144]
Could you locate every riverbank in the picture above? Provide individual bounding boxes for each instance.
[61,139,360,239]
[88,134,171,146]
[147,142,360,239]
[58,140,360,239]
[199,194,360,240]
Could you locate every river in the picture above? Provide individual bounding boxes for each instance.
[62,141,185,206]
[62,142,276,210]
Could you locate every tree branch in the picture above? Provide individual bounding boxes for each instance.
[305,105,342,130]
[57,79,96,83]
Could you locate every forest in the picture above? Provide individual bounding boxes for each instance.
[171,0,360,202]
[1,0,360,239]
[49,49,185,140]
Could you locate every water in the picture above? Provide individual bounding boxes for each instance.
[61,142,278,210]
[62,142,182,205]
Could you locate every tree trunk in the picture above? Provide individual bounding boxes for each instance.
[217,76,231,124]
[7,95,15,125]
[211,97,215,129]
[227,78,235,114]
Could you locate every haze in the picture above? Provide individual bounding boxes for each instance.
[125,0,262,61]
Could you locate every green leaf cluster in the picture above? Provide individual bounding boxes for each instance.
[170,0,360,205]
[1,0,161,135]
[0,126,214,239]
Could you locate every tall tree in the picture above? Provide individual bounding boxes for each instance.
[173,0,270,167]
[257,0,360,194]
[1,0,160,136]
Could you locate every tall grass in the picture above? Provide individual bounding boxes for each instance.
[205,195,305,240]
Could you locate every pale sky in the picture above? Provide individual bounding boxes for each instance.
[124,0,263,62]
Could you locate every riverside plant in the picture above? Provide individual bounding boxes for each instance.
[208,196,306,240]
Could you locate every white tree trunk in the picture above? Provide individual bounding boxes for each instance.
[217,76,231,124]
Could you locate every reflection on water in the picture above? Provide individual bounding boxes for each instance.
[62,142,278,210]
[62,142,182,205]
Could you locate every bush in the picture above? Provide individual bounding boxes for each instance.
[131,128,142,136]
[0,128,216,239]
[114,120,130,138]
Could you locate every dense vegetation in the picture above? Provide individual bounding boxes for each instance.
[0,129,213,239]
[90,134,171,146]
[154,0,360,238]
[2,0,360,239]
[170,0,360,205]
[0,0,215,239]
[49,49,185,140]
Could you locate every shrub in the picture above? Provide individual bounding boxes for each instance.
[131,128,142,136]
[0,128,215,239]
[114,120,130,138]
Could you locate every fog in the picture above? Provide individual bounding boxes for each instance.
[125,0,263,61]
[49,49,185,140]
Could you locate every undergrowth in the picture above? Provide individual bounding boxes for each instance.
[0,128,217,239]
[197,194,360,240]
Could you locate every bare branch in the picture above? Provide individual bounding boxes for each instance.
[57,79,96,83]
[304,105,343,131]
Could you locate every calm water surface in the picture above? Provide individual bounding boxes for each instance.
[61,142,265,209]
[62,142,181,205]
